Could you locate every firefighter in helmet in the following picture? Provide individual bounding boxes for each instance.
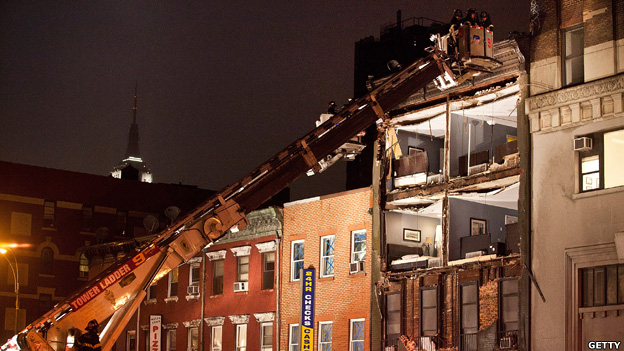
[76,320,101,351]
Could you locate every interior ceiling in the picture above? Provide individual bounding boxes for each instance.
[390,181,519,218]
[393,84,520,138]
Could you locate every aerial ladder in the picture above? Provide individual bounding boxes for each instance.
[2,43,494,351]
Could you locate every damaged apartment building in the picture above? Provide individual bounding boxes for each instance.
[366,31,529,350]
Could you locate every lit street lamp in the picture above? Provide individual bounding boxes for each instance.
[0,247,19,335]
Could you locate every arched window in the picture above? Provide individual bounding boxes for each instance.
[41,247,54,275]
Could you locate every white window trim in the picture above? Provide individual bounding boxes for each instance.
[351,230,367,263]
[288,324,299,351]
[236,324,247,351]
[126,330,136,351]
[168,268,178,298]
[260,322,273,351]
[189,263,200,286]
[166,329,176,351]
[291,240,304,282]
[318,321,333,351]
[211,325,222,351]
[320,235,335,278]
[349,318,365,351]
[188,327,198,351]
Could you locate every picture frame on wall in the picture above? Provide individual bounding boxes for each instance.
[403,228,421,242]
[470,218,487,236]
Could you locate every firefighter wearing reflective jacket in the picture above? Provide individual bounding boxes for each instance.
[77,320,102,351]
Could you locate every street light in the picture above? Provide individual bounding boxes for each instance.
[0,247,19,335]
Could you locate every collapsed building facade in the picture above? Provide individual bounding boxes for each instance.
[372,38,530,351]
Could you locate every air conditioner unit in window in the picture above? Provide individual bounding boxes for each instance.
[187,285,200,296]
[233,281,248,292]
[574,136,592,151]
[350,260,365,274]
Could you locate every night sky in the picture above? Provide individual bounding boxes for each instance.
[0,1,530,201]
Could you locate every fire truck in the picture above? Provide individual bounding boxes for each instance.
[3,32,498,351]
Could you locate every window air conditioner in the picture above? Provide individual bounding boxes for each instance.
[350,260,365,274]
[499,336,513,349]
[574,137,592,151]
[233,281,248,292]
[187,285,200,296]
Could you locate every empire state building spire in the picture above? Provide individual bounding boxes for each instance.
[111,84,153,183]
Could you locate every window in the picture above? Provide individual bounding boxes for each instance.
[188,327,198,351]
[291,240,304,281]
[349,319,365,351]
[237,256,249,282]
[581,264,624,307]
[213,260,224,295]
[420,287,438,336]
[579,129,624,192]
[211,326,222,351]
[319,321,332,351]
[260,322,273,351]
[43,201,55,228]
[236,324,247,351]
[166,330,176,351]
[81,206,93,232]
[116,210,127,236]
[320,235,335,278]
[351,230,366,264]
[147,283,157,300]
[168,268,178,297]
[38,293,53,315]
[79,254,89,278]
[460,283,478,351]
[189,264,200,287]
[262,252,275,290]
[40,247,54,275]
[563,26,584,86]
[386,293,401,347]
[127,331,136,351]
[500,279,519,332]
[288,324,300,351]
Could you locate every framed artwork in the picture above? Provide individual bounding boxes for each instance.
[403,228,421,242]
[470,218,487,236]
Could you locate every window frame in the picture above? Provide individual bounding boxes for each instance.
[235,324,247,351]
[420,286,438,337]
[40,247,54,275]
[166,329,176,351]
[499,278,519,333]
[291,240,304,282]
[237,255,249,282]
[562,25,584,87]
[581,264,624,307]
[320,235,335,278]
[43,200,55,228]
[126,330,136,351]
[212,260,224,295]
[349,318,365,351]
[577,129,624,193]
[260,322,273,351]
[385,292,401,347]
[211,325,222,351]
[188,327,198,351]
[189,263,200,287]
[262,252,275,290]
[168,268,179,298]
[79,253,89,278]
[318,321,333,351]
[288,324,300,351]
[351,230,366,264]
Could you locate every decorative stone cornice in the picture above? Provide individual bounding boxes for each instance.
[187,256,202,264]
[230,246,251,257]
[526,74,624,133]
[163,323,179,330]
[183,319,201,328]
[255,241,277,253]
[253,312,275,323]
[228,314,250,325]
[206,250,227,261]
[204,316,225,326]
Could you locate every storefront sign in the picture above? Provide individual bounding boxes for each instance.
[300,268,315,350]
[150,315,162,351]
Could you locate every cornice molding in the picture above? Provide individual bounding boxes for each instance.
[230,246,251,257]
[228,314,250,325]
[255,241,277,253]
[253,312,275,323]
[206,250,227,261]
[204,316,225,326]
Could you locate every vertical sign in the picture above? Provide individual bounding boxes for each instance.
[300,268,315,350]
[150,315,162,351]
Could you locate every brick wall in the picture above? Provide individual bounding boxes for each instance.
[280,188,373,351]
[583,0,615,47]
[531,0,559,62]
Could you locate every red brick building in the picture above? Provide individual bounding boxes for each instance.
[104,207,282,351]
[0,161,212,344]
[279,187,373,351]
